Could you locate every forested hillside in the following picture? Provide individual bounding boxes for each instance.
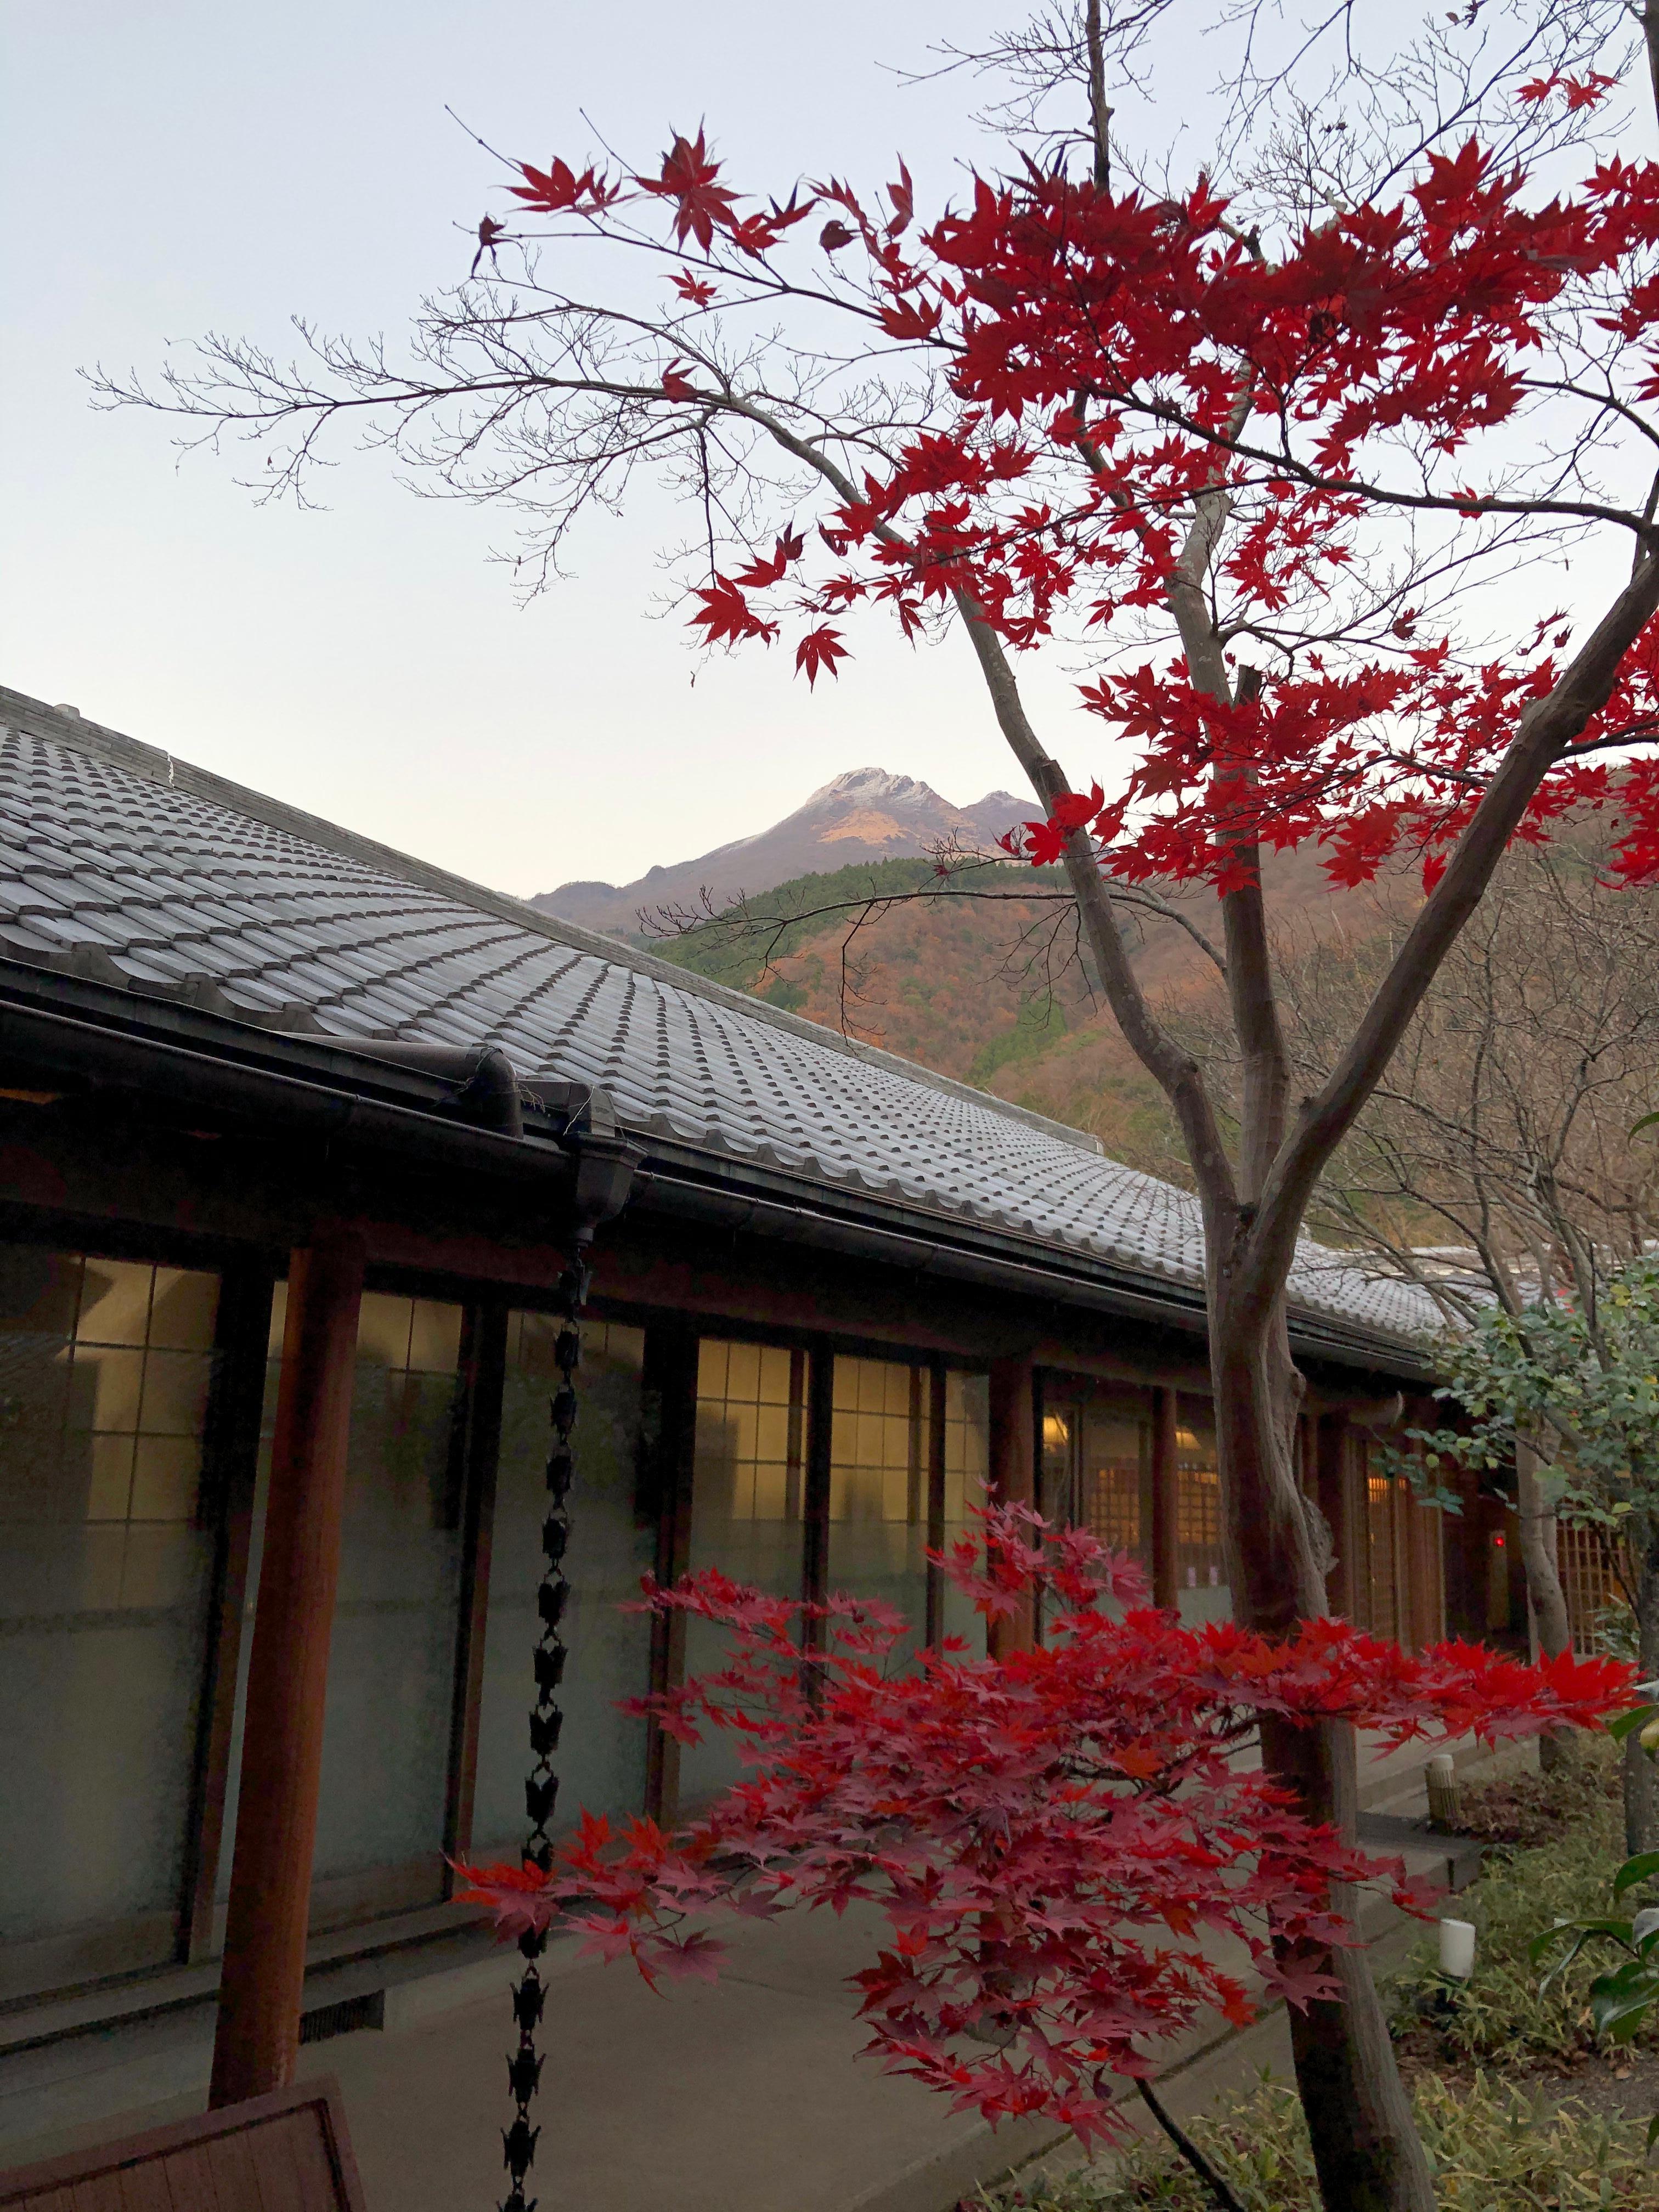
[650,848,1400,1180]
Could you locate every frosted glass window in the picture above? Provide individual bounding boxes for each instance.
[828,1356,929,1663]
[938,1370,989,1658]
[0,1248,220,1999]
[680,1339,808,1804]
[307,1289,467,1923]
[472,1316,651,1856]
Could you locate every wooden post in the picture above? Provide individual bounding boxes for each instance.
[210,1233,365,2110]
[1150,1385,1179,1612]
[183,1264,277,1964]
[800,1347,835,1644]
[987,1357,1036,1657]
[442,1301,509,1887]
[1316,1412,1351,1620]
[642,1323,698,1825]
[924,1363,947,1650]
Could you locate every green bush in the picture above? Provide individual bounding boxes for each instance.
[1389,1746,1659,2069]
[980,2073,1653,2210]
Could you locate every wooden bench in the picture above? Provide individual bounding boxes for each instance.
[0,2080,366,2211]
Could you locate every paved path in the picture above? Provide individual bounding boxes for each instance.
[0,1740,1493,2212]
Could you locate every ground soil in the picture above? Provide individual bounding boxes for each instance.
[1438,1754,1613,1851]
[1402,2046,1659,2130]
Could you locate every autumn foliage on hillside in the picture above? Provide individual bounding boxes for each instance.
[460,1506,1630,2150]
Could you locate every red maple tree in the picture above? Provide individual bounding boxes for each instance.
[460,1508,1630,2167]
[105,7,1659,2201]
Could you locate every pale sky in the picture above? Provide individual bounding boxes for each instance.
[2,1,1100,900]
[5,5,1640,901]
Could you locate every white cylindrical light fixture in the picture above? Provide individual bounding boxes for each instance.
[1438,1917,1476,1980]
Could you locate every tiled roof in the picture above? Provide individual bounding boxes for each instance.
[0,692,1439,1348]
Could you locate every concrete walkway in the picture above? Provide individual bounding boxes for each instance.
[0,1740,1492,2212]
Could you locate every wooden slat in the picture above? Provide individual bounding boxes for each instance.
[280,2127,336,2212]
[111,2159,176,2212]
[150,2147,217,2212]
[242,2120,305,2212]
[67,2178,125,2212]
[201,2132,257,2209]
[0,2079,360,2212]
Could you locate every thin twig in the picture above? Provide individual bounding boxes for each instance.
[1136,2078,1249,2212]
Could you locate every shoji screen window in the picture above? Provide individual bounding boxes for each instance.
[937,1370,990,1657]
[1175,1398,1229,1625]
[304,1290,469,1926]
[828,1356,929,1663]
[1079,1396,1153,1574]
[0,1248,221,2000]
[680,1339,809,1803]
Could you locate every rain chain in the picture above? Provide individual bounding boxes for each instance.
[501,1249,589,2212]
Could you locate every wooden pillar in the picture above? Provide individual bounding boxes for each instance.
[442,1301,509,1886]
[1316,1412,1351,1620]
[209,1233,365,2110]
[1149,1385,1179,1612]
[642,1323,699,1825]
[924,1363,947,1650]
[183,1264,277,1963]
[988,1356,1036,1657]
[801,1347,835,1638]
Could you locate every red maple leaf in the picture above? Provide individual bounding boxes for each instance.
[795,625,850,687]
[688,576,777,648]
[509,157,619,216]
[641,127,740,251]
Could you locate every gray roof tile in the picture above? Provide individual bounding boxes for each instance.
[0,708,1438,1348]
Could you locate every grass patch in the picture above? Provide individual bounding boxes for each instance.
[978,2073,1654,2210]
[978,1747,1659,2209]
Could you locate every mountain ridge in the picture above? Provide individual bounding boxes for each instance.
[532,766,1028,933]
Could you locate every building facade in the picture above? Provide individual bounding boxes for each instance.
[0,689,1502,2103]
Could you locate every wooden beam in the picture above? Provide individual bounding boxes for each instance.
[925,1363,947,1650]
[642,1323,698,1825]
[987,1356,1036,1657]
[183,1263,277,1963]
[1316,1413,1351,1621]
[209,1232,365,2109]
[1149,1385,1178,1612]
[442,1301,509,1887]
[801,1348,835,1654]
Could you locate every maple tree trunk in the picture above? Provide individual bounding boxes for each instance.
[1515,1438,1576,1775]
[1211,1278,1436,2212]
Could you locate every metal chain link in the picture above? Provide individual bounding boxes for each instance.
[501,1250,589,2212]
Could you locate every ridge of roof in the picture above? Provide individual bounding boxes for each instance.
[0,685,1443,1352]
[0,686,1105,1160]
